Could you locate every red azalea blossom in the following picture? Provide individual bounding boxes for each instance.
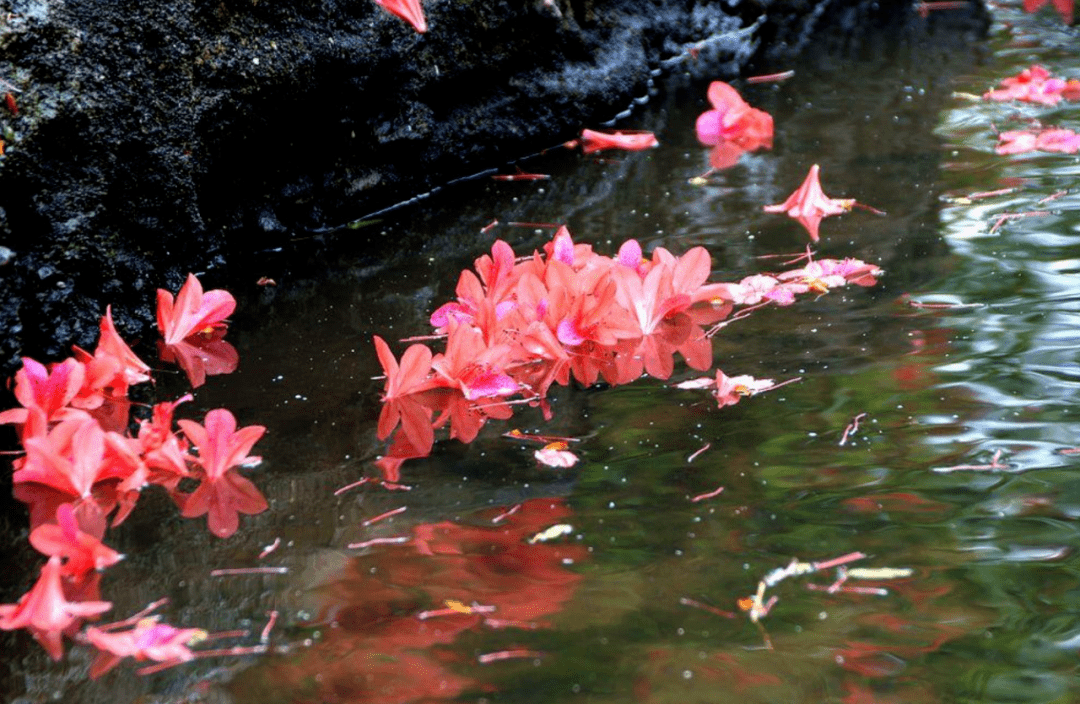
[0,556,112,660]
[371,230,882,481]
[157,274,238,387]
[28,503,123,580]
[95,307,152,389]
[176,409,267,538]
[373,0,427,33]
[0,357,89,440]
[15,417,122,501]
[763,164,856,241]
[534,443,579,468]
[156,274,235,345]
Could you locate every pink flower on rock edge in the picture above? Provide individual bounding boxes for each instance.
[0,556,112,660]
[0,358,88,439]
[157,274,239,387]
[156,274,236,345]
[95,307,152,389]
[373,0,427,33]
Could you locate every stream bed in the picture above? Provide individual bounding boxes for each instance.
[6,2,1080,703]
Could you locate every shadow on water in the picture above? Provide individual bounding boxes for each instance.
[8,4,1080,703]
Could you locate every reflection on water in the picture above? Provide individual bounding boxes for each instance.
[8,3,1080,703]
[229,498,584,704]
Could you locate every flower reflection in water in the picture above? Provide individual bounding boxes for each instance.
[231,498,585,704]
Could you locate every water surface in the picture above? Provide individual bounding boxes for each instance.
[8,4,1080,703]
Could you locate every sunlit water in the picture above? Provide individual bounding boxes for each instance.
[7,3,1080,703]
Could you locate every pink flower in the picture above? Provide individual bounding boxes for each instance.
[534,444,579,468]
[713,371,774,408]
[0,556,112,660]
[777,258,883,292]
[86,618,207,678]
[763,164,856,242]
[177,409,264,481]
[373,0,427,33]
[430,323,519,401]
[695,81,774,151]
[29,503,123,579]
[94,307,152,389]
[0,358,90,440]
[571,129,659,154]
[157,274,238,387]
[16,418,118,501]
[176,409,267,538]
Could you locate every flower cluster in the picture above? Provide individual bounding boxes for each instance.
[0,274,264,667]
[373,228,882,480]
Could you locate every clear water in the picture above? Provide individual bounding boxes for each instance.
[7,3,1080,703]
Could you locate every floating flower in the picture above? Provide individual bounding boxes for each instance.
[176,409,267,538]
[763,164,880,241]
[713,371,775,408]
[534,442,579,468]
[157,274,238,387]
[569,129,659,154]
[694,81,774,151]
[0,556,112,660]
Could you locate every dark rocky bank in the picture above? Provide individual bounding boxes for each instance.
[0,0,988,376]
